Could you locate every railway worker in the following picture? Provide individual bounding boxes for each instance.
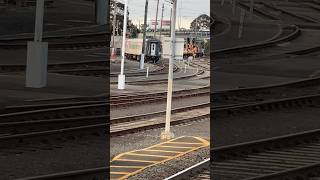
[192,46,198,59]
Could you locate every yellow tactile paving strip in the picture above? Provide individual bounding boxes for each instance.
[110,136,210,180]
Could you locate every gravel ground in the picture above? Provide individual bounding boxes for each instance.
[111,117,209,178]
[129,147,210,180]
[111,117,209,179]
[110,117,210,158]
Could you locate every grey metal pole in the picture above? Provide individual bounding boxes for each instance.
[112,0,117,48]
[117,0,128,89]
[232,0,236,15]
[159,3,164,38]
[169,7,172,37]
[34,0,44,42]
[140,0,149,69]
[116,19,119,35]
[154,0,160,38]
[250,0,254,19]
[238,8,245,39]
[161,0,177,140]
[26,0,47,88]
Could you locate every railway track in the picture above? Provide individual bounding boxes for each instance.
[111,86,209,108]
[14,167,108,180]
[167,128,320,180]
[0,103,107,123]
[0,33,109,50]
[6,73,318,114]
[54,62,166,78]
[213,76,320,106]
[213,0,320,64]
[211,128,320,180]
[0,60,108,73]
[4,85,317,143]
[111,68,205,85]
[164,159,210,180]
[3,73,318,115]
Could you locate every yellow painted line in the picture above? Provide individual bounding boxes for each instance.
[143,149,184,153]
[127,152,171,158]
[115,158,159,163]
[110,172,130,175]
[165,142,203,145]
[110,136,210,180]
[158,145,195,149]
[110,165,144,169]
[194,136,210,146]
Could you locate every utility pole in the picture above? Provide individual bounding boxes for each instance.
[154,0,160,38]
[116,19,119,35]
[112,0,117,48]
[26,0,48,88]
[159,3,164,38]
[117,0,128,90]
[169,7,172,37]
[140,0,149,69]
[161,0,177,140]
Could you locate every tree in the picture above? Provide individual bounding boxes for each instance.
[128,20,140,38]
[110,0,126,35]
[110,0,139,37]
[190,14,211,30]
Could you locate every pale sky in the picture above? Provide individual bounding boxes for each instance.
[117,0,210,29]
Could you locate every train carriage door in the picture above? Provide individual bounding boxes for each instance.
[150,43,157,56]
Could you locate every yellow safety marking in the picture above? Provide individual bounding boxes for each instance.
[110,166,144,169]
[194,136,210,146]
[127,152,171,158]
[165,142,203,145]
[157,145,194,149]
[110,136,209,180]
[143,149,184,153]
[110,172,130,175]
[115,158,159,163]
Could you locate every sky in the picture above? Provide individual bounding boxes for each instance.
[117,0,210,29]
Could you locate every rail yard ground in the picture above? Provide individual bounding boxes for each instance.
[110,57,210,179]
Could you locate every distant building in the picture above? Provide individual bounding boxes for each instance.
[147,20,171,31]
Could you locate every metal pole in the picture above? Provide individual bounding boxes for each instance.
[161,0,177,140]
[116,20,119,35]
[169,7,172,37]
[146,66,149,78]
[232,0,236,15]
[26,0,47,88]
[112,0,117,48]
[159,3,164,38]
[140,0,149,69]
[154,0,160,38]
[250,0,254,19]
[117,0,128,89]
[238,8,245,39]
[34,0,44,42]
